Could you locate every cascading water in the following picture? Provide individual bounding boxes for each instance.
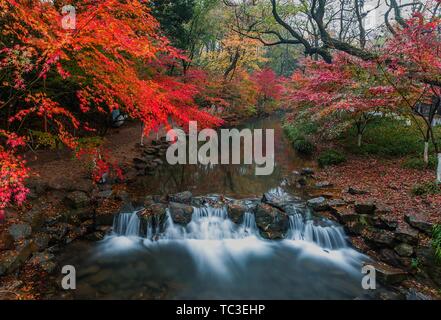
[287,214,347,250]
[112,205,259,241]
[112,201,348,251]
[113,211,141,237]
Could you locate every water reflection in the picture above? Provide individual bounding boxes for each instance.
[132,116,314,198]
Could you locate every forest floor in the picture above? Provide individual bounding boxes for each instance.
[316,156,441,225]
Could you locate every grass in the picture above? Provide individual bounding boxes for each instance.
[432,225,441,263]
[342,117,431,158]
[411,181,441,196]
[402,156,438,170]
[318,149,347,167]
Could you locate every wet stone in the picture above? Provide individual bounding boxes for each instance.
[168,202,194,225]
[404,213,434,236]
[307,197,329,212]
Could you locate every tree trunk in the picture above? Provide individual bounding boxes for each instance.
[437,153,441,183]
[357,134,362,148]
[424,141,429,165]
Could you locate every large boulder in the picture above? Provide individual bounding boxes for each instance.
[168,202,194,225]
[394,243,414,257]
[262,191,299,211]
[255,204,289,240]
[361,228,395,248]
[64,191,90,209]
[168,191,192,204]
[227,201,248,224]
[395,223,419,245]
[404,213,434,236]
[8,223,32,241]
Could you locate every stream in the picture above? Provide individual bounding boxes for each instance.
[53,116,377,300]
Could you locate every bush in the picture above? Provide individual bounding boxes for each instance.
[318,149,347,167]
[293,139,315,155]
[411,181,441,196]
[432,225,441,263]
[402,156,438,170]
[344,117,427,158]
[283,116,318,143]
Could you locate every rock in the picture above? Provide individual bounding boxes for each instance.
[62,207,93,225]
[301,168,314,176]
[168,202,194,225]
[328,199,346,208]
[113,190,130,202]
[95,213,114,226]
[33,232,51,251]
[415,246,441,287]
[97,190,113,200]
[394,243,414,257]
[406,288,432,300]
[255,204,289,240]
[8,223,32,241]
[168,191,192,204]
[227,201,248,224]
[46,223,72,244]
[367,262,407,285]
[133,157,147,164]
[29,252,57,274]
[46,178,93,193]
[344,221,366,236]
[297,177,307,187]
[0,241,38,276]
[404,213,434,236]
[307,197,329,211]
[22,206,45,231]
[0,233,14,251]
[85,231,105,241]
[332,207,359,223]
[361,228,395,248]
[354,202,376,215]
[315,181,333,188]
[347,187,368,195]
[137,203,168,236]
[380,248,405,268]
[375,215,398,231]
[395,223,419,245]
[64,191,90,209]
[262,191,298,211]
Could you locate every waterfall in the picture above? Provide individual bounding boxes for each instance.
[112,202,347,250]
[287,215,347,250]
[113,212,141,236]
[112,205,259,241]
[164,206,258,240]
